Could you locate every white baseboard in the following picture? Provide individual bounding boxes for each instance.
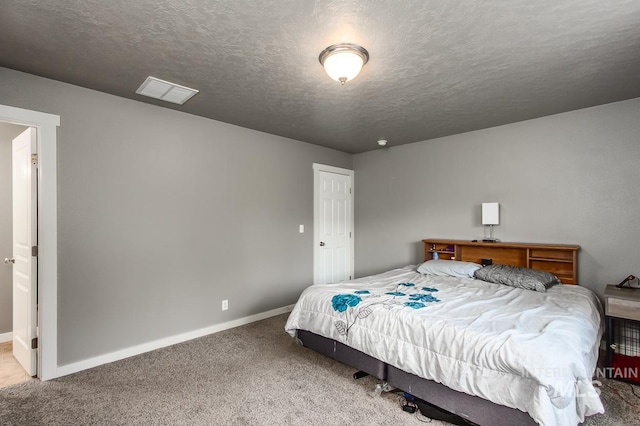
[0,332,12,343]
[55,304,294,379]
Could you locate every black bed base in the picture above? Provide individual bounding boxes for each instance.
[297,330,536,426]
[297,329,387,379]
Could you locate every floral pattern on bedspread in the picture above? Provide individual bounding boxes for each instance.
[330,282,440,337]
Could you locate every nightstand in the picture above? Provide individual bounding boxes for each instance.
[604,285,640,382]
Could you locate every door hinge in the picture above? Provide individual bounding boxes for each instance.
[31,337,38,349]
[31,153,38,166]
[32,245,38,257]
[349,232,352,238]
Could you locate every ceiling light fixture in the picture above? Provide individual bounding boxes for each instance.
[319,43,369,85]
[377,139,387,147]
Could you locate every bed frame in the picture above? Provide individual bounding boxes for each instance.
[297,330,535,425]
[296,239,582,425]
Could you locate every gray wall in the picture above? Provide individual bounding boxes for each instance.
[2,62,637,366]
[0,67,351,364]
[353,98,640,298]
[0,122,28,335]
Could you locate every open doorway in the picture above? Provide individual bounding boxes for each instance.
[0,122,37,387]
[0,104,59,382]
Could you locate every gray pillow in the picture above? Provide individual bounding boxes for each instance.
[417,260,482,278]
[473,264,560,292]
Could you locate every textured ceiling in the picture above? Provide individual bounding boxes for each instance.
[1,1,640,154]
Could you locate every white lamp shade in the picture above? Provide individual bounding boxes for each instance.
[482,203,500,225]
[322,50,365,83]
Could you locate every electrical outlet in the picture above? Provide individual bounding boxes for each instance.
[222,299,228,311]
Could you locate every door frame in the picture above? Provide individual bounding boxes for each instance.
[312,163,354,285]
[0,104,59,381]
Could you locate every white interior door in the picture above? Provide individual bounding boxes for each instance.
[314,164,354,285]
[12,127,37,376]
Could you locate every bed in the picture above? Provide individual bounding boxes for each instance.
[285,240,604,426]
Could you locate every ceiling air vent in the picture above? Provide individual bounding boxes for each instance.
[135,76,199,105]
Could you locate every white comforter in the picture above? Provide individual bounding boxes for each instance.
[285,266,604,426]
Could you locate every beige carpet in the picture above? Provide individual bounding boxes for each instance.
[1,313,638,425]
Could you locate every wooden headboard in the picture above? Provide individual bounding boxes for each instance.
[422,239,580,284]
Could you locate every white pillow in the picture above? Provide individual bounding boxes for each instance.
[417,259,481,278]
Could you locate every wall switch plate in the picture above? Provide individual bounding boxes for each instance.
[299,224,304,233]
[222,299,228,311]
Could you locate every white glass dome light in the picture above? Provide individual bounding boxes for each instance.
[319,43,369,85]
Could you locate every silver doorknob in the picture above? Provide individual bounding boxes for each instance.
[319,242,325,246]
[4,257,15,264]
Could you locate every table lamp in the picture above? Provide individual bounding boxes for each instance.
[482,202,500,242]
